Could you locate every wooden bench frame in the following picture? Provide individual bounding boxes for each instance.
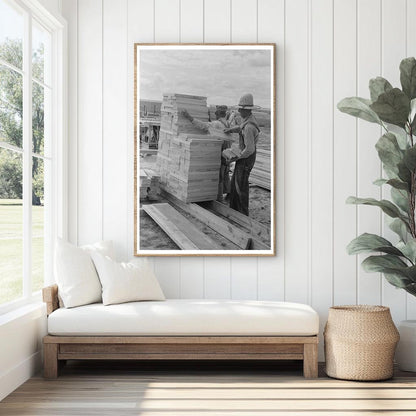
[43,285,319,379]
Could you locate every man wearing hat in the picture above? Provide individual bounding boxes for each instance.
[181,105,233,202]
[223,93,261,216]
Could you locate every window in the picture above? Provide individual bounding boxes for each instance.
[0,0,66,312]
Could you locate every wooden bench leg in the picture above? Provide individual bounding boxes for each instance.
[303,343,318,379]
[44,343,59,379]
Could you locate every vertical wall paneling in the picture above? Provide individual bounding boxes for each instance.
[284,0,309,303]
[381,0,407,322]
[102,0,128,260]
[180,0,203,43]
[356,0,382,305]
[202,0,232,298]
[180,258,204,298]
[406,0,416,319]
[127,0,154,261]
[310,0,333,357]
[333,0,357,305]
[229,0,258,300]
[61,0,77,245]
[155,0,180,43]
[203,0,231,43]
[230,0,257,42]
[178,0,205,297]
[152,0,181,297]
[77,0,103,245]
[257,0,285,301]
[204,257,231,299]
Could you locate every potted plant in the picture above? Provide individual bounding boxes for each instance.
[338,57,416,372]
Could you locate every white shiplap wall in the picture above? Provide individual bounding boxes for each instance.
[61,0,416,356]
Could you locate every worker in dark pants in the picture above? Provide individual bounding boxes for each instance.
[224,93,260,216]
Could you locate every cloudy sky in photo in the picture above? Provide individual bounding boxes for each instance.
[139,48,272,109]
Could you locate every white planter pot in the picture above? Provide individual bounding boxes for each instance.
[396,320,416,372]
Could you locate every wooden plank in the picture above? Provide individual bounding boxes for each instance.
[58,353,304,360]
[154,203,221,250]
[310,0,334,361]
[164,193,269,250]
[208,200,270,241]
[59,343,304,354]
[356,0,382,305]
[102,0,128,259]
[44,336,319,344]
[257,0,285,301]
[142,204,198,250]
[284,0,310,304]
[77,0,103,244]
[333,0,358,305]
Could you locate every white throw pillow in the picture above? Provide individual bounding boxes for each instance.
[90,253,165,306]
[55,239,114,308]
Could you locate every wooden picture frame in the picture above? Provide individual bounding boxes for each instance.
[134,44,276,256]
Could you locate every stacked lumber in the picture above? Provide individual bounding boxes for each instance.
[156,93,223,203]
[139,169,160,201]
[160,93,210,135]
[164,134,223,203]
[250,148,271,190]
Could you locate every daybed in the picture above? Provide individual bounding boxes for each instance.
[42,285,320,379]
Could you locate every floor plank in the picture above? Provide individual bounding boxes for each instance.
[1,361,416,415]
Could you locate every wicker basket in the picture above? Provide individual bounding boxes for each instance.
[324,305,399,381]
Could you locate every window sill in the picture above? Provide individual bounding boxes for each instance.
[0,299,45,327]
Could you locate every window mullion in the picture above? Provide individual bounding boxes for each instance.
[22,10,32,298]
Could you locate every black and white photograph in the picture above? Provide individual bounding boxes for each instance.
[135,44,275,256]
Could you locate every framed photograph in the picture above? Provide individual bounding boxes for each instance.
[134,44,276,256]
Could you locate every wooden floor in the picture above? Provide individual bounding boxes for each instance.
[1,360,416,415]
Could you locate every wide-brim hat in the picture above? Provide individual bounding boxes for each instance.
[236,93,260,109]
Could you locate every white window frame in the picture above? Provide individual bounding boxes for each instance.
[0,0,67,315]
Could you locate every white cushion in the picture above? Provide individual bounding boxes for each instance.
[54,239,114,308]
[90,253,165,306]
[47,299,319,336]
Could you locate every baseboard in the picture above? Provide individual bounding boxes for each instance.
[0,350,42,401]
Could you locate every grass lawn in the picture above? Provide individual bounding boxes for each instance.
[0,199,44,305]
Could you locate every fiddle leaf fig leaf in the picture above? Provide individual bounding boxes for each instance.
[369,77,393,102]
[383,272,412,288]
[389,217,410,242]
[346,196,406,219]
[375,132,404,173]
[398,161,412,185]
[386,178,410,191]
[362,254,408,272]
[373,178,388,186]
[397,240,416,264]
[347,233,403,256]
[403,146,416,172]
[400,57,416,100]
[337,97,382,125]
[395,130,409,150]
[391,187,410,213]
[370,88,410,128]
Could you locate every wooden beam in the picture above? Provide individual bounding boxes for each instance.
[164,192,269,250]
[207,200,270,242]
[142,204,198,250]
[143,203,222,250]
[153,203,220,250]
